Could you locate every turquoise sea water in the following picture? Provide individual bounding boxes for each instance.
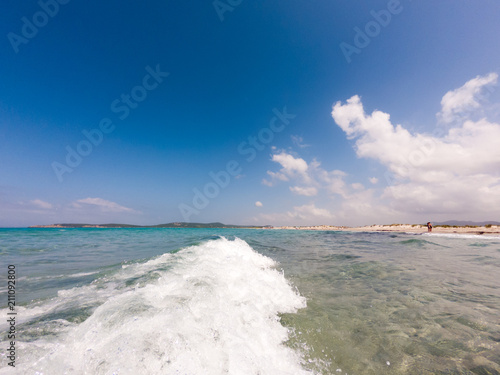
[1,228,499,374]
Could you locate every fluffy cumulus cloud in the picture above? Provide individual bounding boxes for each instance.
[331,74,500,218]
[260,149,377,225]
[255,201,263,207]
[263,151,348,196]
[262,152,310,187]
[258,73,500,226]
[437,72,498,123]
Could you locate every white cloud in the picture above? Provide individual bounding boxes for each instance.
[255,201,263,207]
[76,198,135,213]
[331,95,419,171]
[263,170,289,186]
[291,135,310,148]
[256,73,500,226]
[30,199,53,209]
[289,186,318,196]
[258,203,333,224]
[264,150,350,197]
[262,151,310,186]
[437,72,497,123]
[351,183,364,190]
[293,204,332,219]
[272,152,308,176]
[337,189,397,225]
[261,150,371,225]
[316,168,348,197]
[332,96,500,180]
[0,195,141,227]
[331,86,500,217]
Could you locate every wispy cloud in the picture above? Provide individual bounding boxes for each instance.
[289,186,318,196]
[30,199,53,209]
[258,203,333,224]
[291,135,310,148]
[75,198,136,213]
[0,196,141,227]
[437,72,497,124]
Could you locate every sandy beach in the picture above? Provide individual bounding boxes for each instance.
[271,224,500,236]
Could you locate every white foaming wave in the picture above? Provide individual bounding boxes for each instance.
[6,237,311,375]
[0,281,120,333]
[0,255,169,333]
[16,271,99,282]
[421,233,500,240]
[62,271,100,279]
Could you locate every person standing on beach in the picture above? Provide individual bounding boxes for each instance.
[427,222,432,232]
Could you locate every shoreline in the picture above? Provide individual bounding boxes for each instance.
[23,223,500,236]
[270,224,500,236]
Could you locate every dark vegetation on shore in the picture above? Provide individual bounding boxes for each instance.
[28,220,499,230]
[29,222,261,229]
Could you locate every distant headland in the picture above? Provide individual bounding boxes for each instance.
[28,221,500,235]
[28,222,264,229]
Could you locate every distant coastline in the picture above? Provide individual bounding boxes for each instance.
[28,222,263,229]
[270,224,500,236]
[27,222,500,235]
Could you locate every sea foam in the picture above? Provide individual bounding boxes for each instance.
[2,237,311,374]
[421,232,500,240]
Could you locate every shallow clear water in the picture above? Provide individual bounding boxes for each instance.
[0,228,499,374]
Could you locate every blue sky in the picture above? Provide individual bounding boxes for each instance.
[1,0,500,226]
